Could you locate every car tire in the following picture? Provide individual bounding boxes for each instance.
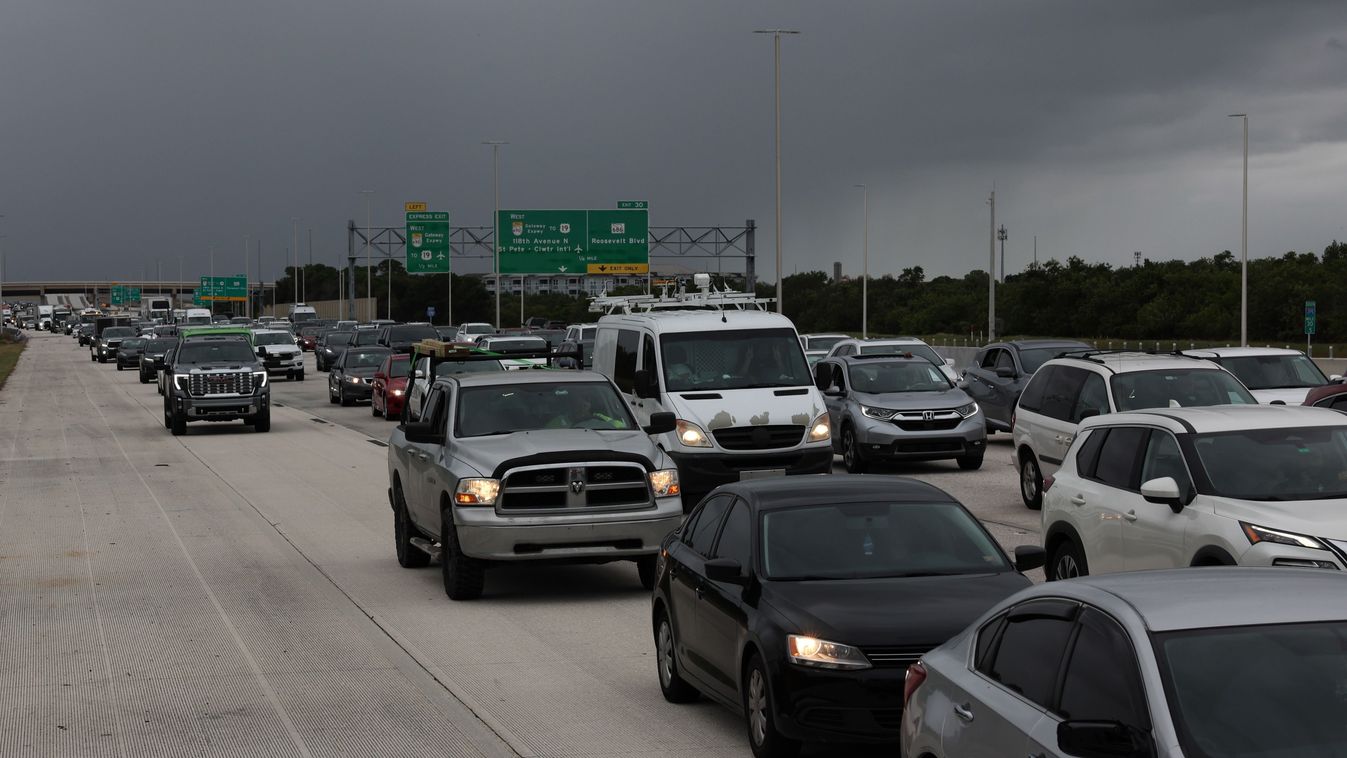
[1047,537,1088,581]
[744,653,800,758]
[340,388,353,407]
[372,398,383,417]
[116,364,123,371]
[328,386,339,404]
[957,454,984,471]
[139,372,150,384]
[90,352,95,362]
[170,408,186,436]
[252,406,271,433]
[841,425,868,474]
[654,608,700,704]
[295,370,304,382]
[393,485,430,569]
[1019,452,1044,510]
[440,508,485,600]
[636,555,657,590]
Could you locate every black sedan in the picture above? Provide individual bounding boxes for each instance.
[138,338,177,384]
[652,475,1044,757]
[328,347,391,406]
[114,337,148,370]
[315,331,353,371]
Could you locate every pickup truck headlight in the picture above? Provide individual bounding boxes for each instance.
[649,469,681,498]
[173,375,187,390]
[455,478,500,506]
[787,635,872,670]
[955,401,979,419]
[252,371,268,387]
[675,420,712,448]
[807,413,831,442]
[861,405,897,420]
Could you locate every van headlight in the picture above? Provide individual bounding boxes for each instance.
[649,469,681,497]
[675,420,712,448]
[807,413,831,442]
[787,635,871,670]
[455,478,500,506]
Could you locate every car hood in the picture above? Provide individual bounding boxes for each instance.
[260,344,300,355]
[184,364,255,373]
[667,387,825,432]
[852,387,972,411]
[1212,496,1347,542]
[453,429,661,477]
[760,572,1030,648]
[1251,387,1315,405]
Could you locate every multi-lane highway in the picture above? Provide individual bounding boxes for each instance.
[1,332,1036,756]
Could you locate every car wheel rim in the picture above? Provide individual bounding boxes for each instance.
[657,621,674,688]
[748,668,767,746]
[843,431,855,468]
[1056,553,1079,579]
[1021,460,1038,499]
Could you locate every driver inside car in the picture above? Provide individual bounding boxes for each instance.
[544,392,627,429]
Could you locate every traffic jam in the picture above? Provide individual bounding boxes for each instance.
[29,274,1347,758]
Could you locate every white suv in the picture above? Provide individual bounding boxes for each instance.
[1182,346,1334,405]
[824,337,958,382]
[1012,351,1256,509]
[1042,405,1347,580]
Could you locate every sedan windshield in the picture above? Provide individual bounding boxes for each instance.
[1215,354,1327,390]
[353,330,381,346]
[119,339,146,350]
[857,343,944,366]
[662,328,812,392]
[178,341,256,364]
[322,331,352,347]
[386,357,411,377]
[346,350,390,368]
[1191,426,1347,501]
[762,501,1008,580]
[457,382,635,436]
[805,335,846,352]
[1111,369,1257,411]
[103,327,136,338]
[849,362,950,393]
[145,339,176,352]
[1155,621,1347,757]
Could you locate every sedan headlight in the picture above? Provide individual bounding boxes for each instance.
[807,413,831,442]
[1241,522,1327,550]
[252,371,268,387]
[346,376,362,384]
[787,634,872,670]
[861,405,897,420]
[675,419,712,448]
[649,469,681,498]
[955,402,979,419]
[454,478,500,506]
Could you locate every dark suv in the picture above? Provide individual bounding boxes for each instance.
[163,335,271,435]
[376,323,438,353]
[962,340,1091,433]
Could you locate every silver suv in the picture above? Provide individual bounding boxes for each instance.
[386,368,682,599]
[1012,351,1255,509]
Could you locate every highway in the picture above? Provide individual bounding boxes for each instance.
[1,332,1037,756]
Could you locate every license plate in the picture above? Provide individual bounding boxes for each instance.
[739,469,786,481]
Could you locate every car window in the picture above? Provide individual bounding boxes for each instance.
[712,500,753,570]
[1074,428,1108,476]
[1040,366,1090,421]
[641,334,659,390]
[832,364,846,392]
[979,349,998,369]
[685,495,732,557]
[1018,366,1053,412]
[613,329,640,393]
[982,601,1077,708]
[421,387,445,430]
[974,614,1006,671]
[1071,373,1109,422]
[1058,608,1150,727]
[995,350,1016,372]
[1092,427,1147,489]
[1141,430,1193,499]
[1111,368,1257,411]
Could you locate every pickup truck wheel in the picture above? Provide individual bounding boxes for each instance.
[393,486,430,569]
[295,370,304,382]
[441,510,484,600]
[636,556,657,590]
[252,406,271,433]
[170,408,186,436]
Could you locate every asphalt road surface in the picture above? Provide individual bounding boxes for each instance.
[0,332,1038,756]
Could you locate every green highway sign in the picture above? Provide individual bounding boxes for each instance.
[199,275,247,302]
[497,208,649,274]
[406,210,451,274]
[617,200,648,209]
[126,286,141,303]
[1306,300,1317,335]
[111,285,125,306]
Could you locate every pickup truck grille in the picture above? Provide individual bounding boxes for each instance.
[188,372,255,397]
[499,463,650,511]
[713,425,805,451]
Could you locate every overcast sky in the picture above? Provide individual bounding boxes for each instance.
[3,0,1347,286]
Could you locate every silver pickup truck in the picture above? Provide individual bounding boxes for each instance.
[386,367,683,600]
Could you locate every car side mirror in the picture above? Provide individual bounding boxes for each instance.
[1057,720,1154,758]
[957,379,970,390]
[996,366,1015,378]
[644,411,676,435]
[1141,476,1184,513]
[945,357,955,366]
[413,369,426,379]
[402,421,443,445]
[1014,545,1047,572]
[705,557,747,585]
[257,346,267,355]
[824,388,846,397]
[634,369,659,399]
[1332,375,1343,384]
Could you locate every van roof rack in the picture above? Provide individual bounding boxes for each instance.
[589,273,775,315]
[1053,348,1209,365]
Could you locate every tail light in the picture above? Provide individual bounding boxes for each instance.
[1043,474,1055,493]
[902,661,927,709]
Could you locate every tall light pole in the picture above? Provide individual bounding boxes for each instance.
[997,224,1008,283]
[305,228,312,304]
[209,245,216,315]
[290,217,300,308]
[987,189,996,342]
[359,190,375,322]
[1229,113,1248,346]
[484,140,508,327]
[755,29,798,315]
[243,235,250,319]
[854,184,868,339]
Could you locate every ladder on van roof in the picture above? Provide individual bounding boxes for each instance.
[588,275,775,315]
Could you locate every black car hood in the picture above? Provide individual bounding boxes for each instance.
[760,572,1029,648]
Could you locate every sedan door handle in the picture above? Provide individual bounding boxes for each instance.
[1124,510,1138,522]
[1070,495,1086,506]
[953,703,974,723]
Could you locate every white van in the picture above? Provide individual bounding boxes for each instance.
[591,283,833,509]
[289,303,318,323]
[183,307,213,326]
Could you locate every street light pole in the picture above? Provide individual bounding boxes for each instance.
[209,245,215,316]
[359,190,375,322]
[997,224,1008,283]
[854,184,868,339]
[484,140,508,328]
[987,189,996,342]
[291,217,299,308]
[243,235,250,319]
[755,29,798,315]
[1229,113,1248,346]
[305,228,312,304]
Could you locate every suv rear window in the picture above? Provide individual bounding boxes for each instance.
[1111,369,1256,411]
[386,325,438,342]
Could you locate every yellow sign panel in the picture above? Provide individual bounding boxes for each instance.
[404,201,427,212]
[586,263,649,274]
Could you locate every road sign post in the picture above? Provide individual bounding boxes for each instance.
[405,209,451,274]
[1306,300,1317,356]
[496,208,649,274]
[426,305,436,323]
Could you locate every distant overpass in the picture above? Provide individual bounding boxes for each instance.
[0,280,277,306]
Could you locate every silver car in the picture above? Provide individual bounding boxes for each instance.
[815,355,986,472]
[901,568,1347,758]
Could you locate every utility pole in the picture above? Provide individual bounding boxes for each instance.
[1229,113,1249,346]
[243,235,250,319]
[291,217,300,307]
[256,240,262,319]
[360,190,375,322]
[754,29,799,315]
[483,140,507,328]
[987,189,996,342]
[1033,235,1038,268]
[209,246,215,316]
[305,228,312,304]
[997,224,1008,283]
[855,184,868,339]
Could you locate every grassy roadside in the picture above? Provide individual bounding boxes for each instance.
[0,340,26,392]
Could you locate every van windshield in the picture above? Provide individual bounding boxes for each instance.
[661,328,812,392]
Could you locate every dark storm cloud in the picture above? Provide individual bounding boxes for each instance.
[2,0,1346,286]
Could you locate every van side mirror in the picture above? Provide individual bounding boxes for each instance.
[705,558,747,585]
[1141,476,1185,513]
[634,369,659,399]
[644,411,676,435]
[1057,720,1154,758]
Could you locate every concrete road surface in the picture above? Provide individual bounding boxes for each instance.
[1,333,1036,756]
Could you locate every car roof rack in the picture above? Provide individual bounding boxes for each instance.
[410,339,563,370]
[589,273,774,315]
[1053,348,1209,365]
